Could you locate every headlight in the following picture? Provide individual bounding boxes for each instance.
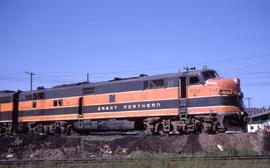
[219,89,233,95]
[238,92,243,99]
[233,78,240,85]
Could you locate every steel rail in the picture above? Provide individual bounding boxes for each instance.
[0,155,270,165]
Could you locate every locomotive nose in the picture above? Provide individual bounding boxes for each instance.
[206,78,242,96]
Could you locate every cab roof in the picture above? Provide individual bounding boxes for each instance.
[21,69,216,93]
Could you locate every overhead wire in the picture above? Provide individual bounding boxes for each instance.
[1,54,270,75]
[0,54,270,87]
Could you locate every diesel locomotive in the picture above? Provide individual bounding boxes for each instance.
[0,68,247,135]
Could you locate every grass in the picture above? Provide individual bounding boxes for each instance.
[1,148,269,168]
[129,148,262,158]
[1,159,269,168]
[81,135,124,141]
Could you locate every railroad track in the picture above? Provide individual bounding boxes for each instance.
[1,155,270,165]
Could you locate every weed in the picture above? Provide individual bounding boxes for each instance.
[11,137,23,147]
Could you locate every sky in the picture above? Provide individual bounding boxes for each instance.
[0,0,270,108]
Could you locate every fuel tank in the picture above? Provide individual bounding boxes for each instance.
[74,119,135,131]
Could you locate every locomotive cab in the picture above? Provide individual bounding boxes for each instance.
[201,70,244,111]
[188,69,247,132]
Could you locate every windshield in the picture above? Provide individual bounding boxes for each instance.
[202,71,219,81]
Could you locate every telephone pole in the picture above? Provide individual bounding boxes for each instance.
[87,73,89,83]
[246,97,252,109]
[25,72,35,91]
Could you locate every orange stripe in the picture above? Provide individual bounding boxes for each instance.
[0,102,13,112]
[18,114,78,122]
[187,106,241,114]
[17,106,241,122]
[187,85,239,98]
[187,85,219,98]
[84,87,178,105]
[19,97,79,111]
[83,108,179,119]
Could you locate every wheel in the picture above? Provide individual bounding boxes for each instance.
[157,124,169,136]
[55,126,62,136]
[66,126,74,136]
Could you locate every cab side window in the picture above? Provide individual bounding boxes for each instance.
[189,76,200,85]
[144,79,165,89]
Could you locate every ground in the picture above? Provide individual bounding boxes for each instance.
[0,132,270,160]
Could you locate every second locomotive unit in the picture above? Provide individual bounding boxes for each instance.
[0,68,247,135]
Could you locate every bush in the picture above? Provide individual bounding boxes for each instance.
[11,137,23,147]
